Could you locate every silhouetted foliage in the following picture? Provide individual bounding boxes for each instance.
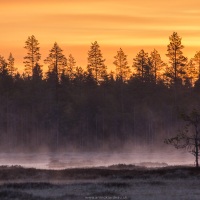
[24,35,41,76]
[7,53,17,77]
[0,32,200,159]
[66,54,76,80]
[113,48,131,82]
[87,41,107,83]
[44,42,67,83]
[193,51,200,79]
[149,49,165,82]
[133,49,152,82]
[165,32,187,85]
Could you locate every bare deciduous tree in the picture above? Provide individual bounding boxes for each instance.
[165,109,200,167]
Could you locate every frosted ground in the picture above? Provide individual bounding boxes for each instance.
[1,178,200,200]
[0,150,198,200]
[0,165,200,200]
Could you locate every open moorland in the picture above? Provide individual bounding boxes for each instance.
[0,165,200,200]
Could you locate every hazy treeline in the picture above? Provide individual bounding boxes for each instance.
[0,32,200,152]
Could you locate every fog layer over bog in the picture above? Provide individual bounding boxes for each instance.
[0,146,193,169]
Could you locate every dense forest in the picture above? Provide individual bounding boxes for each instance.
[0,32,200,152]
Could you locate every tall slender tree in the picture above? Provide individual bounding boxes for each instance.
[7,53,17,77]
[149,49,165,82]
[113,48,131,82]
[44,42,67,82]
[166,32,187,84]
[66,54,76,79]
[44,42,67,150]
[193,51,200,79]
[184,59,198,86]
[0,55,11,93]
[133,49,149,80]
[24,35,41,76]
[87,41,107,83]
[0,55,7,73]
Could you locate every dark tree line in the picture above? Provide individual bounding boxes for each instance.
[0,33,200,152]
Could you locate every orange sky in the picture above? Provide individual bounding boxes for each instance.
[1,0,200,72]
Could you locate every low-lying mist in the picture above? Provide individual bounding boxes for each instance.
[0,144,193,169]
[0,65,199,170]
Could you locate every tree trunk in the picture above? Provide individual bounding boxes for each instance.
[195,125,199,168]
[195,137,199,168]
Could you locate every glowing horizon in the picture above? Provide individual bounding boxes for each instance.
[1,0,200,72]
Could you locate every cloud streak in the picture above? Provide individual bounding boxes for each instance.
[0,0,200,71]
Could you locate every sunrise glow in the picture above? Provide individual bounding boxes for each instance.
[1,0,200,71]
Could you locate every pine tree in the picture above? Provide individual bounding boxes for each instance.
[0,55,7,73]
[44,42,67,150]
[7,53,17,76]
[24,35,41,76]
[149,49,165,82]
[113,48,131,82]
[133,49,149,80]
[66,54,76,79]
[87,41,107,83]
[166,32,187,84]
[193,51,200,79]
[73,66,85,86]
[32,63,43,81]
[44,42,67,82]
[0,55,12,94]
[183,59,198,87]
